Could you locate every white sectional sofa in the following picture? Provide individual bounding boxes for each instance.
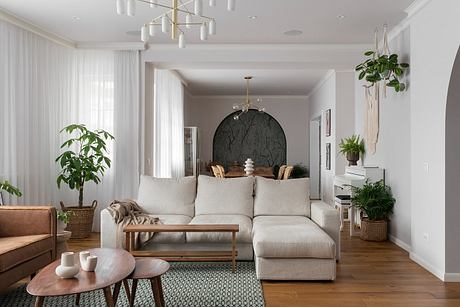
[101,175,340,280]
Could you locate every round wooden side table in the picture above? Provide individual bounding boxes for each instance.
[56,231,72,256]
[27,248,135,307]
[123,258,170,307]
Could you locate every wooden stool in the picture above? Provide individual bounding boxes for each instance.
[122,258,170,307]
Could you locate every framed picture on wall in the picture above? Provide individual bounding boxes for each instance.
[326,143,331,170]
[325,109,331,137]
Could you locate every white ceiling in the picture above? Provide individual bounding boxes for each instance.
[0,0,414,44]
[179,69,328,96]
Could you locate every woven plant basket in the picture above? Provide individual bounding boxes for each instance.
[60,200,97,239]
[360,218,388,241]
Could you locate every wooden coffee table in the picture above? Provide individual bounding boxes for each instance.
[124,224,239,272]
[27,248,135,307]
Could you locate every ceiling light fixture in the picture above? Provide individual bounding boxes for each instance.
[72,16,81,21]
[337,14,346,19]
[284,29,303,36]
[248,15,257,20]
[232,76,265,120]
[116,0,237,48]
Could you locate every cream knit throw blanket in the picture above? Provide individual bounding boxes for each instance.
[106,199,162,249]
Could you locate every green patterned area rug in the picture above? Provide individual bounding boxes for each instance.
[0,262,264,307]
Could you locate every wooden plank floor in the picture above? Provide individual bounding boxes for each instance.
[4,225,460,306]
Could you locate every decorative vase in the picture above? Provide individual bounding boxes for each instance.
[79,251,98,272]
[346,152,359,166]
[55,252,79,278]
[244,158,254,175]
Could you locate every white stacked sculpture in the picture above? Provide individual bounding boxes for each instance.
[79,251,98,272]
[244,158,254,175]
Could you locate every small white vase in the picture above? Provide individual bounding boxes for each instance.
[80,251,98,272]
[57,220,67,233]
[55,252,79,278]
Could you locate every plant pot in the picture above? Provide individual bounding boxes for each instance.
[60,200,97,239]
[57,220,67,233]
[360,218,388,241]
[346,152,360,166]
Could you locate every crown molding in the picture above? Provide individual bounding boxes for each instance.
[76,42,146,50]
[190,94,309,100]
[307,70,335,98]
[0,9,75,49]
[146,43,372,52]
[405,0,432,18]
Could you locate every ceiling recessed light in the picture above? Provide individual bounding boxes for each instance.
[72,16,80,21]
[337,14,346,19]
[248,15,258,20]
[284,29,303,36]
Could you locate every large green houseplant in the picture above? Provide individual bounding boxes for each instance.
[0,180,22,205]
[351,180,395,241]
[339,134,365,166]
[56,124,114,238]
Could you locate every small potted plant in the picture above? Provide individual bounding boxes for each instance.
[0,180,22,205]
[339,134,365,166]
[57,211,73,233]
[56,124,114,238]
[351,180,395,241]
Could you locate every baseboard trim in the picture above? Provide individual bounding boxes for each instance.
[388,234,412,253]
[444,273,460,282]
[409,252,444,281]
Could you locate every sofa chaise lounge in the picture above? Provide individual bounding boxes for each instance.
[101,175,340,280]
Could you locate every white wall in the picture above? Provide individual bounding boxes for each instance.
[186,95,310,167]
[309,71,355,205]
[408,0,460,280]
[355,27,412,249]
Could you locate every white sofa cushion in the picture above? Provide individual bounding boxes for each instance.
[254,177,310,217]
[252,216,336,259]
[137,175,196,217]
[195,175,254,218]
[186,215,253,243]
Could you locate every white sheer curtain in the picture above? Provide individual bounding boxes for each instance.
[153,69,185,178]
[0,19,140,230]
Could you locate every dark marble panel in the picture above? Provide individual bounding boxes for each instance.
[213,110,287,169]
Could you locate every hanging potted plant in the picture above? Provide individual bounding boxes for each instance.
[351,180,395,241]
[56,124,114,238]
[0,180,22,205]
[339,134,365,166]
[355,25,409,93]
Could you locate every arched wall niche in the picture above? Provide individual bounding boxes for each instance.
[212,109,287,169]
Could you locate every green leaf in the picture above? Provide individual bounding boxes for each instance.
[358,71,366,80]
[364,51,375,56]
[400,63,409,68]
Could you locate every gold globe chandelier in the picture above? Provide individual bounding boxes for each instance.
[116,0,236,48]
[233,76,266,120]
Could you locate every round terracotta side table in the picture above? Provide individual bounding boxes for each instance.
[123,258,170,307]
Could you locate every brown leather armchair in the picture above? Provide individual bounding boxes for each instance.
[0,206,57,291]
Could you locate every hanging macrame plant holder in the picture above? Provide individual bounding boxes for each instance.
[363,25,390,155]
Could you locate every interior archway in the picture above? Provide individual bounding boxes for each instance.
[213,109,287,169]
[445,47,460,273]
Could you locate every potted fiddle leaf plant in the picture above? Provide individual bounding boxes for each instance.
[0,180,22,205]
[56,124,114,238]
[339,134,365,166]
[351,180,395,241]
